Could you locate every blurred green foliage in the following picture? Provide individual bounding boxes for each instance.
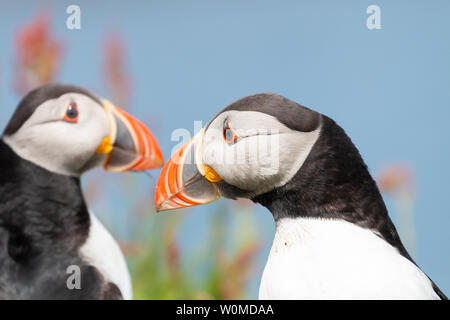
[129,203,261,300]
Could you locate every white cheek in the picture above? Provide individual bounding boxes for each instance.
[203,129,321,195]
[4,111,110,176]
[207,134,280,191]
[202,131,278,190]
[202,110,322,195]
[6,123,88,174]
[278,130,321,185]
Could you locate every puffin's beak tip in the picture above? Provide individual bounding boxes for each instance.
[154,202,175,213]
[140,153,164,171]
[154,156,164,169]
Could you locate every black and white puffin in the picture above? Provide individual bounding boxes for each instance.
[155,93,447,300]
[0,83,163,299]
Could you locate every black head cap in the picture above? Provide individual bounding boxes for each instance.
[3,83,102,136]
[209,93,321,132]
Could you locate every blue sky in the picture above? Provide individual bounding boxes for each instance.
[0,0,449,296]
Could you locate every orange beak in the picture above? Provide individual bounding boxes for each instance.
[155,130,221,211]
[97,100,164,172]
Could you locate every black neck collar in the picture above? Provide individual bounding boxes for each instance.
[0,139,90,254]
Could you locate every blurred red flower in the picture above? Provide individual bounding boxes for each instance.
[103,33,131,109]
[14,12,63,94]
[376,164,415,196]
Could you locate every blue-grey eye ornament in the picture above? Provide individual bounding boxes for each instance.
[223,120,239,144]
[63,100,79,123]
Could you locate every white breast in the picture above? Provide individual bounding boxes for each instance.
[80,212,133,300]
[259,217,439,300]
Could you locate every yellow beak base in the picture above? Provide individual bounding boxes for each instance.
[203,165,222,182]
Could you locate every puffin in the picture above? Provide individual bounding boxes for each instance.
[155,93,447,300]
[0,83,163,299]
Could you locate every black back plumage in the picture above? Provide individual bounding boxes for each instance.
[0,140,121,299]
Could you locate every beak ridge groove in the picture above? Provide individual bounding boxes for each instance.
[101,100,164,172]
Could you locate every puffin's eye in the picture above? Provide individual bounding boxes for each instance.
[223,121,239,144]
[62,100,79,123]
